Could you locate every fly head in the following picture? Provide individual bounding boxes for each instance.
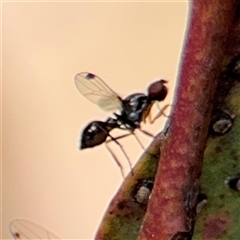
[147,79,168,101]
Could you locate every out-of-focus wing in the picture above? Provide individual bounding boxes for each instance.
[9,219,60,240]
[74,72,122,112]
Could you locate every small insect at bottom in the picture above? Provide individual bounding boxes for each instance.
[134,180,154,204]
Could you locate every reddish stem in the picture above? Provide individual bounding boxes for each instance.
[139,1,238,239]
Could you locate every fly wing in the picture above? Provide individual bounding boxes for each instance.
[9,219,60,240]
[74,72,122,112]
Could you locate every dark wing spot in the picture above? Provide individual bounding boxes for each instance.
[14,232,20,239]
[86,73,96,79]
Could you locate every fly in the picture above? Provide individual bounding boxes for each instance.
[74,72,168,176]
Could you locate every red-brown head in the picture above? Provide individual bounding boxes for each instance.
[147,79,168,101]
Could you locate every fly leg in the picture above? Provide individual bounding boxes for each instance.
[151,104,171,124]
[105,133,133,177]
[131,132,145,150]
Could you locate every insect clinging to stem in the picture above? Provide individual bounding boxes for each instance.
[74,72,169,176]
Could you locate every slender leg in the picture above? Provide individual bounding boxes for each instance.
[151,104,171,124]
[138,128,154,138]
[145,110,152,123]
[116,125,146,150]
[105,143,125,178]
[105,133,134,176]
[131,132,145,150]
[105,133,132,142]
[155,102,161,110]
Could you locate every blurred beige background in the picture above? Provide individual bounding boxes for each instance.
[2,1,188,239]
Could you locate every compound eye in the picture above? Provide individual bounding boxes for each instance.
[147,80,168,101]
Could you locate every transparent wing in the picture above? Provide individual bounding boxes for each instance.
[74,72,122,112]
[9,219,61,240]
